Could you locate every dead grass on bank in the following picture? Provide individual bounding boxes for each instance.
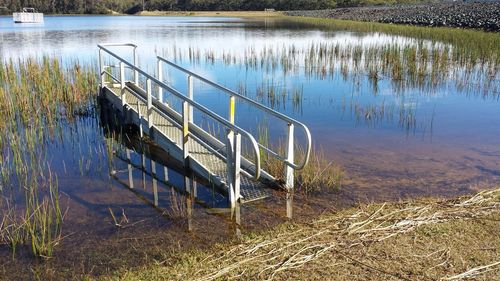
[112,188,500,280]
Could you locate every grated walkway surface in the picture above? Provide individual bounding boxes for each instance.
[108,85,270,202]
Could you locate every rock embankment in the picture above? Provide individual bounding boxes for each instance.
[285,2,500,31]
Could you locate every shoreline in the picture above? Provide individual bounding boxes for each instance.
[2,7,499,32]
[285,2,500,32]
[113,187,500,280]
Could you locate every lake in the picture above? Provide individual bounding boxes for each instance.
[0,15,499,277]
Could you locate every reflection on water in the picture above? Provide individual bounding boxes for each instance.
[0,16,499,269]
[0,14,497,207]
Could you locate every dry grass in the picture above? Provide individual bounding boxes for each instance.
[110,187,500,280]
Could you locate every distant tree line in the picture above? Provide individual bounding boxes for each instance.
[0,0,428,14]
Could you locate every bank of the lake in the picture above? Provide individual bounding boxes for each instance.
[112,187,500,280]
[285,2,500,31]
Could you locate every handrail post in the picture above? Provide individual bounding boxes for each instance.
[229,96,235,125]
[157,59,163,103]
[233,133,241,205]
[284,123,294,191]
[182,101,189,167]
[225,130,234,208]
[126,149,134,189]
[133,46,139,85]
[98,49,104,87]
[119,62,126,106]
[146,78,153,128]
[188,75,194,122]
[226,95,240,209]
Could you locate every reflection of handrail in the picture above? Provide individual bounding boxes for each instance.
[157,56,312,172]
[98,44,261,183]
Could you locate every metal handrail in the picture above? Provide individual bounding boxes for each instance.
[98,43,261,181]
[99,43,137,47]
[157,56,312,170]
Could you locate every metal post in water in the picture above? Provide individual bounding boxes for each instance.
[164,165,169,182]
[146,78,153,128]
[126,149,134,189]
[152,160,158,207]
[141,154,146,189]
[284,123,295,191]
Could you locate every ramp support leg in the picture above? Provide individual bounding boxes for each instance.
[284,123,294,191]
[226,131,241,209]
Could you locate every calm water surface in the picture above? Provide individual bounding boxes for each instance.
[0,15,499,277]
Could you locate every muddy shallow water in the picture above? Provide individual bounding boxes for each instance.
[0,15,499,279]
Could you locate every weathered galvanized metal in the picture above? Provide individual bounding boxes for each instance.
[98,43,311,209]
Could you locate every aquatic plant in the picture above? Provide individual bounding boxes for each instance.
[0,57,98,259]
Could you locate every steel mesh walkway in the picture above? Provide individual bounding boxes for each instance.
[107,86,270,202]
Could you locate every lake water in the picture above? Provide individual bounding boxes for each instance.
[0,15,499,277]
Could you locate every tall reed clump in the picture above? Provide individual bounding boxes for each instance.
[256,126,343,194]
[0,57,97,259]
[162,31,498,100]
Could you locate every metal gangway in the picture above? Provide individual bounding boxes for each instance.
[98,43,311,208]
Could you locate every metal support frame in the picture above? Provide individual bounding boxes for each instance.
[99,43,319,212]
[155,55,312,193]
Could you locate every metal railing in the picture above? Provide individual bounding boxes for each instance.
[98,43,312,206]
[98,43,264,207]
[156,56,312,190]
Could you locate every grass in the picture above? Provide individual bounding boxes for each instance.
[285,16,500,64]
[109,187,500,280]
[255,124,343,194]
[0,57,98,259]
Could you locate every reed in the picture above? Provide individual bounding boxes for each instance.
[161,35,497,99]
[0,57,97,259]
[256,125,343,194]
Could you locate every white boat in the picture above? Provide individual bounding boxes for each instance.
[13,7,44,23]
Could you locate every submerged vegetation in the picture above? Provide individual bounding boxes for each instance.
[0,57,97,258]
[162,32,498,134]
[165,39,498,95]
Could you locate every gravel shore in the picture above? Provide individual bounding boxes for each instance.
[285,2,500,31]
